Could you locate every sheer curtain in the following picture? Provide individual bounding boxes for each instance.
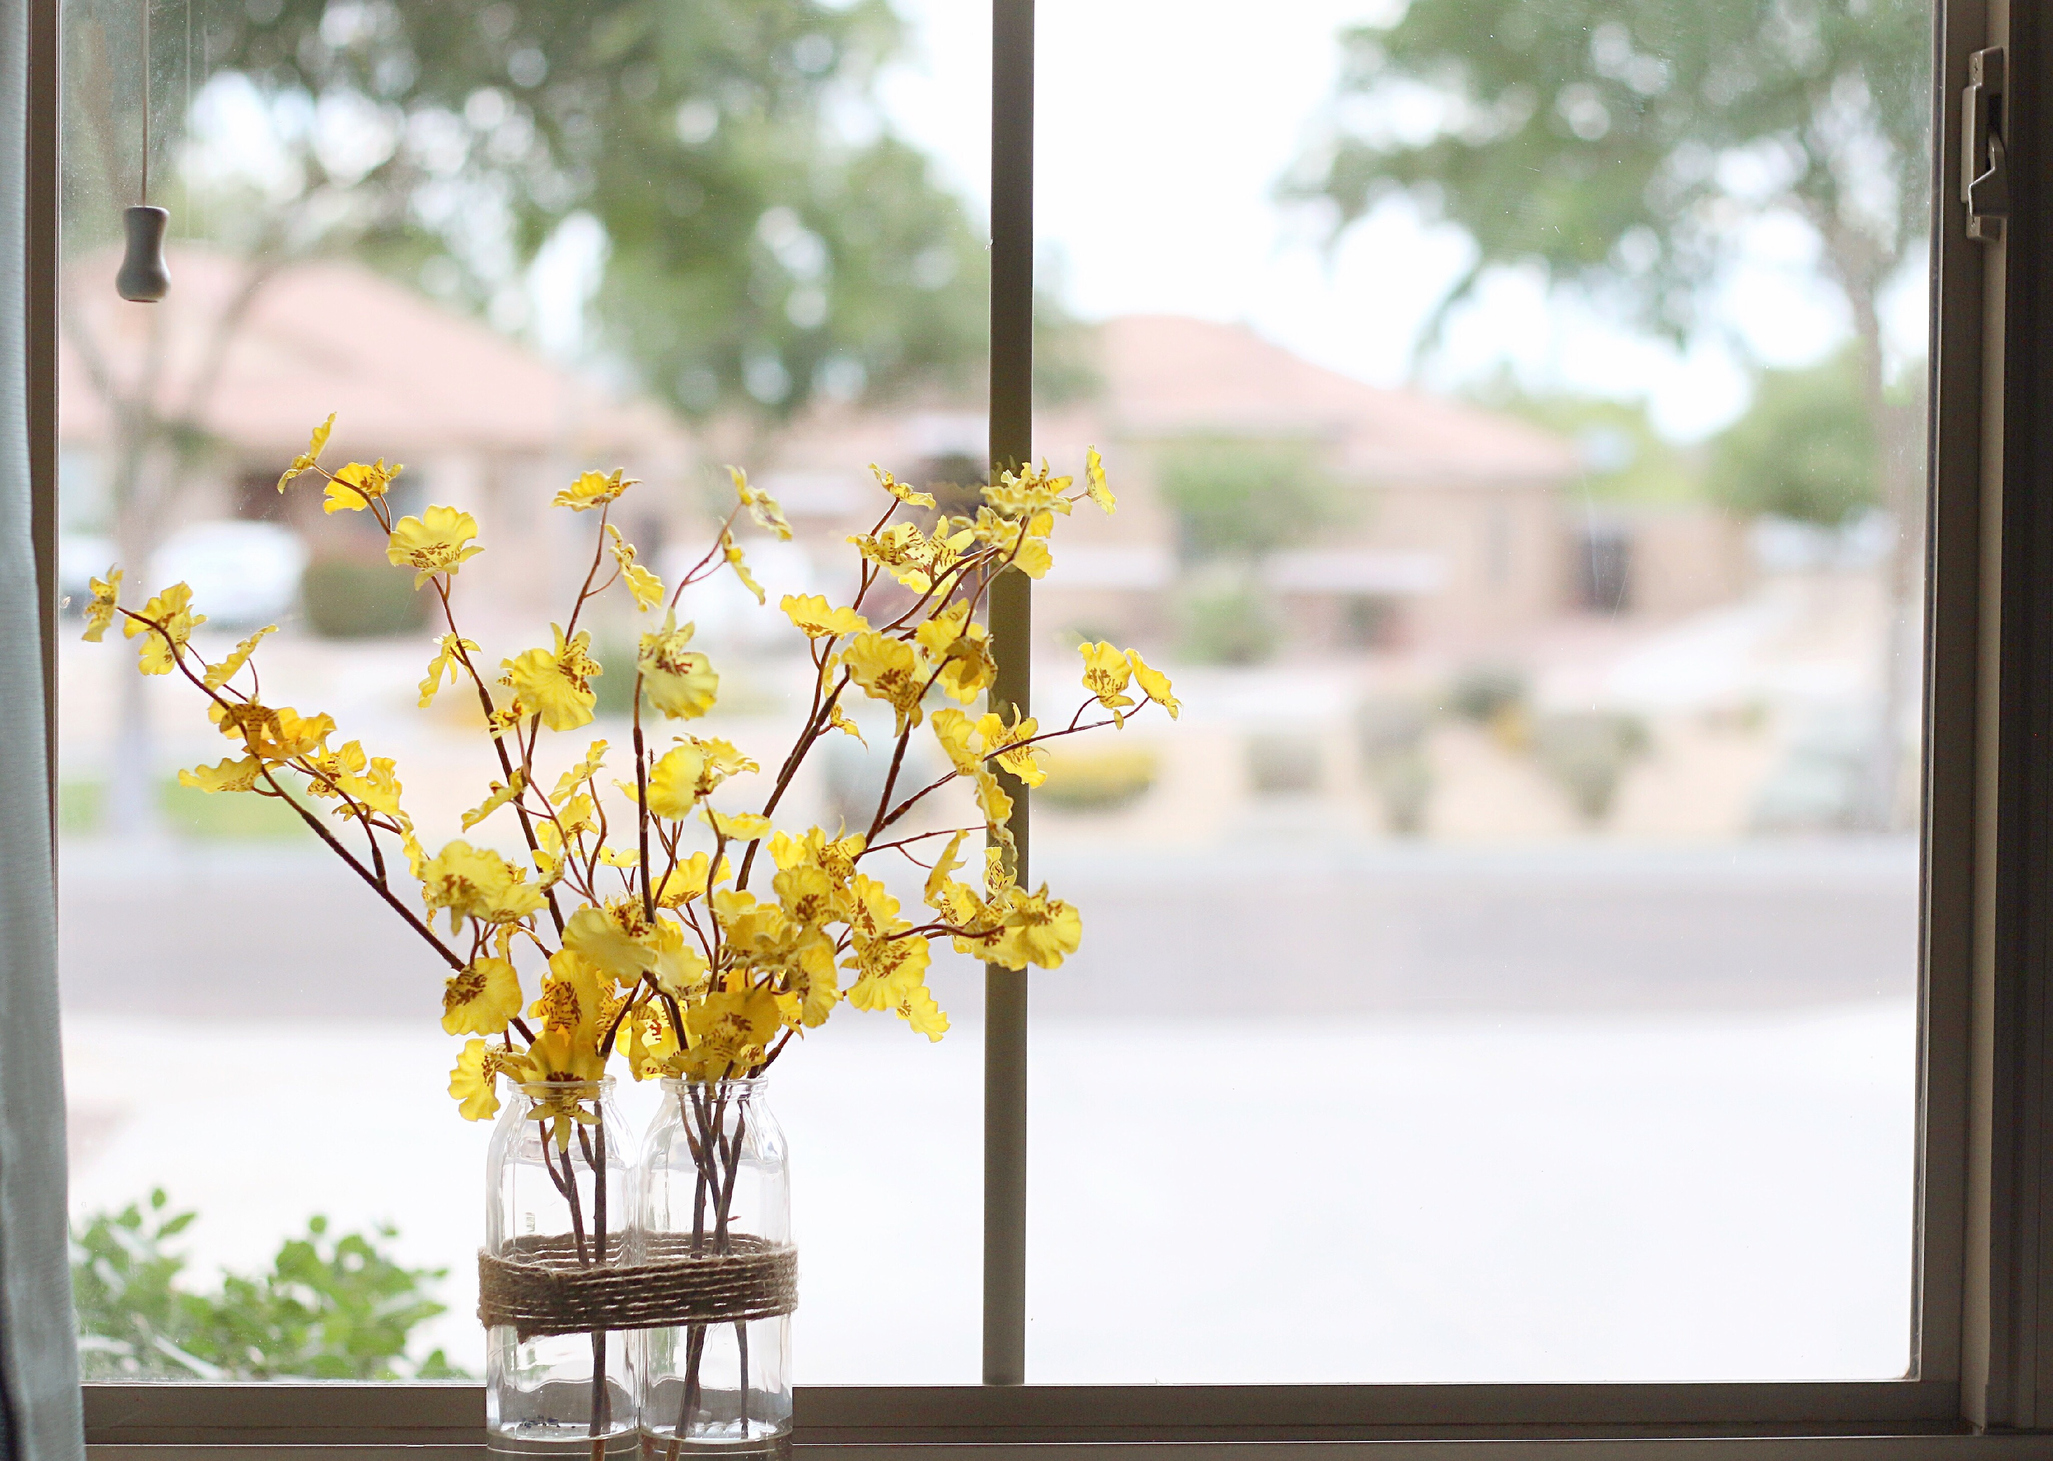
[0,0,81,1450]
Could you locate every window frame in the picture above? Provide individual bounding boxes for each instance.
[47,0,2053,1449]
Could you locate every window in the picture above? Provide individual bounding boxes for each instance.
[39,0,2053,1447]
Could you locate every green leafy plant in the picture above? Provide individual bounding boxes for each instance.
[301,554,431,639]
[1156,437,1344,562]
[1533,712,1650,824]
[72,1190,463,1380]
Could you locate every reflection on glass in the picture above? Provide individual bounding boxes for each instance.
[1018,0,1929,1381]
[58,0,989,1380]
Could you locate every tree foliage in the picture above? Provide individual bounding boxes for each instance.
[72,1190,460,1379]
[1706,351,1879,525]
[1298,0,1929,347]
[1155,437,1345,562]
[71,0,989,421]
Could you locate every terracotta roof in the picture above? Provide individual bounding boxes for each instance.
[1092,315,1576,484]
[60,247,686,463]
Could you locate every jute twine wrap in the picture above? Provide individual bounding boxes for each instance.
[477,1233,798,1341]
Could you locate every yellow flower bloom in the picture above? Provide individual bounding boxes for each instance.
[459,771,526,831]
[988,885,1083,970]
[276,413,335,493]
[1126,649,1179,719]
[325,459,402,514]
[731,466,794,540]
[1080,640,1136,725]
[533,946,614,1037]
[448,1038,532,1122]
[983,460,1075,518]
[1084,446,1117,514]
[442,956,524,1036]
[780,592,868,640]
[178,755,264,794]
[870,463,936,509]
[123,582,205,675]
[202,625,276,690]
[562,904,657,984]
[846,929,931,1011]
[722,531,765,603]
[645,744,706,818]
[650,917,710,1000]
[604,524,665,611]
[914,603,994,704]
[653,850,733,907]
[554,468,635,511]
[81,567,121,642]
[843,631,926,734]
[419,839,533,933]
[211,702,336,762]
[386,505,482,587]
[895,982,949,1041]
[502,624,602,733]
[418,634,480,707]
[638,612,719,720]
[551,740,609,801]
[976,709,1046,786]
[679,987,782,1080]
[773,863,838,928]
[704,807,772,842]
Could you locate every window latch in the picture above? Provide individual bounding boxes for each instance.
[1964,46,2008,242]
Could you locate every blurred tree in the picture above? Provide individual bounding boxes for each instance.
[67,0,991,424]
[1156,436,1344,561]
[1467,374,1704,506]
[1296,0,1929,828]
[1707,351,1878,524]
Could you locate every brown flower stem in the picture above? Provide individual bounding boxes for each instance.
[634,688,655,922]
[589,1108,610,1459]
[562,504,614,641]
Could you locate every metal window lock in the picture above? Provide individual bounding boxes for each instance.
[1965,45,2007,242]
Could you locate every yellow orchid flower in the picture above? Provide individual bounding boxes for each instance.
[678,987,782,1081]
[603,524,665,611]
[722,530,765,603]
[81,567,121,642]
[554,468,635,512]
[779,592,868,639]
[442,956,525,1036]
[123,582,205,675]
[1080,640,1136,725]
[202,625,277,690]
[976,709,1046,786]
[448,1038,532,1122]
[419,839,530,933]
[914,603,995,704]
[276,413,336,493]
[562,905,657,984]
[638,612,719,720]
[895,982,950,1042]
[177,755,264,794]
[704,807,772,842]
[649,917,710,1000]
[988,885,1083,970]
[1126,649,1179,719]
[845,929,932,1012]
[870,463,936,509]
[418,633,480,708]
[653,850,731,907]
[501,624,601,733]
[1084,446,1117,513]
[551,740,609,801]
[730,466,793,540]
[459,771,526,831]
[325,459,403,514]
[645,744,706,818]
[842,631,925,734]
[772,863,838,928]
[387,505,482,587]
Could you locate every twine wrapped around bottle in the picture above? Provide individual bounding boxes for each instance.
[477,1233,798,1341]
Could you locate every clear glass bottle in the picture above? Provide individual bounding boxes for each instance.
[634,1077,792,1461]
[486,1077,637,1458]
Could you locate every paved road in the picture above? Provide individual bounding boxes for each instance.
[58,837,1918,1019]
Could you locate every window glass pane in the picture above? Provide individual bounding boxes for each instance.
[1023,0,1929,1381]
[58,0,988,1382]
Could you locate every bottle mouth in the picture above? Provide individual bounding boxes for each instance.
[517,1076,615,1095]
[659,1075,767,1095]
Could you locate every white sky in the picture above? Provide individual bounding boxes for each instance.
[877,0,1931,442]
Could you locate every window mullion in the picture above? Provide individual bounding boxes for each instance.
[983,0,1036,1390]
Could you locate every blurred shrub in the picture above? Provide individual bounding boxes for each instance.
[1533,712,1650,823]
[302,555,428,639]
[1707,350,1879,526]
[1354,698,1432,836]
[1447,663,1528,723]
[1179,580,1279,665]
[1037,744,1160,812]
[591,636,638,717]
[1246,734,1322,796]
[1156,436,1345,560]
[72,1189,462,1380]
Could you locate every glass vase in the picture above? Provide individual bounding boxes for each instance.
[634,1077,793,1461]
[486,1076,638,1459]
